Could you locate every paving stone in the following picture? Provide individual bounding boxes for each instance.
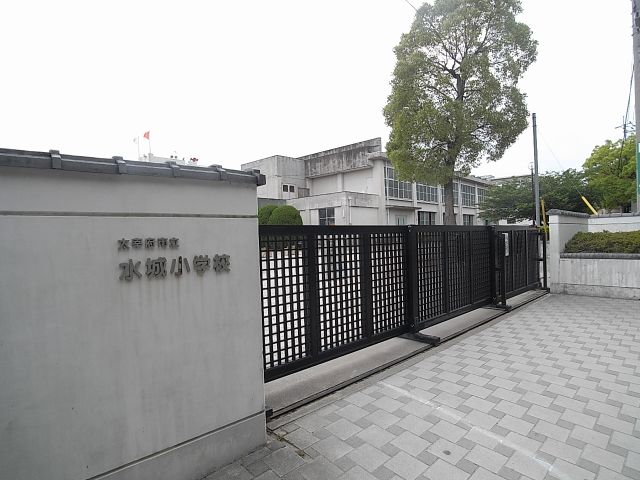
[338,465,378,480]
[390,430,431,456]
[296,456,343,480]
[550,458,596,480]
[385,451,428,480]
[497,415,534,436]
[326,418,363,440]
[465,444,508,473]
[263,446,307,476]
[396,414,433,436]
[611,431,640,453]
[532,420,570,442]
[346,443,391,473]
[336,404,371,422]
[285,428,320,450]
[418,459,469,480]
[581,444,625,473]
[356,425,395,449]
[539,437,581,463]
[430,419,467,443]
[427,438,469,465]
[312,436,353,461]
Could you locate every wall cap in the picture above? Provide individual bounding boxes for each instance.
[0,147,266,186]
[560,252,640,260]
[547,209,590,218]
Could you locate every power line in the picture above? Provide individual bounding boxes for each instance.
[402,0,418,13]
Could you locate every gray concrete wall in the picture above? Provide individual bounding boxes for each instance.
[548,209,640,298]
[554,256,640,299]
[0,165,265,480]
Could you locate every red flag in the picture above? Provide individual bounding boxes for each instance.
[143,131,150,140]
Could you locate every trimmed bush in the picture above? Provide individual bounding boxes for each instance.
[258,204,279,225]
[267,205,303,225]
[564,230,640,254]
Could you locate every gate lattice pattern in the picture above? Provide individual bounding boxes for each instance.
[260,225,542,381]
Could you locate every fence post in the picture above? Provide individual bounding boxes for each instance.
[498,234,508,308]
[541,230,549,290]
[488,226,497,304]
[442,230,450,314]
[361,233,374,338]
[467,230,474,305]
[307,232,321,357]
[406,226,420,332]
[524,230,530,286]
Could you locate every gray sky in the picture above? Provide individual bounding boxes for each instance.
[0,1,633,178]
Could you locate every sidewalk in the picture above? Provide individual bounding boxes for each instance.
[208,294,640,480]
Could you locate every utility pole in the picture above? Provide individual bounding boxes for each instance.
[532,113,541,227]
[633,0,640,212]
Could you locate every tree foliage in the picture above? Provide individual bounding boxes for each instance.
[258,204,279,225]
[384,0,537,223]
[267,205,303,225]
[583,136,636,211]
[479,169,593,222]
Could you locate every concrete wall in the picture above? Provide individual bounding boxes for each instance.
[555,255,640,299]
[0,163,265,480]
[548,209,640,299]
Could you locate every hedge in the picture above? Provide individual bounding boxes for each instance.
[564,230,640,254]
[267,205,303,225]
[258,204,279,225]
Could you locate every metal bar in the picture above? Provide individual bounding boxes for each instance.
[307,233,321,358]
[406,226,420,332]
[361,233,373,338]
[541,231,548,290]
[488,226,497,304]
[467,230,474,305]
[442,230,450,314]
[500,235,508,308]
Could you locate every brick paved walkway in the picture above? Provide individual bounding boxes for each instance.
[208,295,640,480]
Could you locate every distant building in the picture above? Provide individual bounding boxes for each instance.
[242,138,495,226]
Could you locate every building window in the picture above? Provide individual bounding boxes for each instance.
[282,184,288,192]
[289,185,295,193]
[453,182,459,206]
[319,207,335,226]
[385,165,412,200]
[461,184,476,207]
[395,215,407,225]
[282,184,295,193]
[477,187,487,205]
[416,184,438,203]
[418,211,436,225]
[463,214,475,226]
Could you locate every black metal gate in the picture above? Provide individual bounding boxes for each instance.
[260,225,544,381]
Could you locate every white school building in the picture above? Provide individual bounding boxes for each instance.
[242,138,495,226]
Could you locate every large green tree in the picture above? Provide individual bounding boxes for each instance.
[583,136,636,212]
[480,169,594,223]
[384,0,537,224]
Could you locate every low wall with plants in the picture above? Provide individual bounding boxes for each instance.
[549,210,640,299]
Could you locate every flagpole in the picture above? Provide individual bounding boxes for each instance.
[136,136,140,161]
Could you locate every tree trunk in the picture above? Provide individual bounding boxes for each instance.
[443,179,456,225]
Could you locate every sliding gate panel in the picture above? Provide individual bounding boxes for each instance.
[260,226,408,382]
[260,225,544,381]
[414,226,493,329]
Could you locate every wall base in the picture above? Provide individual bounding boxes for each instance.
[551,283,640,300]
[92,412,266,480]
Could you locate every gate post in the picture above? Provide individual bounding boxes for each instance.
[361,233,374,338]
[307,232,321,357]
[488,226,497,304]
[406,225,420,332]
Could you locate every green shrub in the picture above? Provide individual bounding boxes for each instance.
[267,205,303,225]
[564,230,640,254]
[258,204,279,225]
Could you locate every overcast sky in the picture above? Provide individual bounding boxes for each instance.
[0,1,633,178]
